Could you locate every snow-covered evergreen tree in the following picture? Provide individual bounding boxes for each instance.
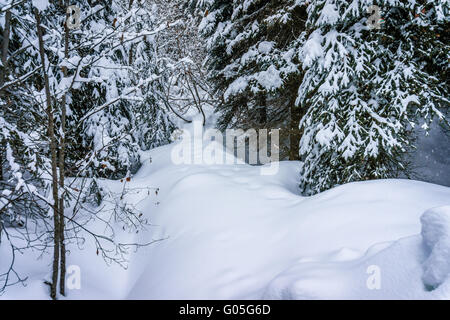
[1,0,177,294]
[64,0,175,179]
[0,0,54,230]
[297,0,449,195]
[191,0,307,159]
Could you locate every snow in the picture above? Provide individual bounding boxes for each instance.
[300,30,324,69]
[421,206,450,289]
[224,77,248,101]
[32,0,49,12]
[316,1,340,26]
[264,205,450,300]
[1,131,450,299]
[258,41,274,54]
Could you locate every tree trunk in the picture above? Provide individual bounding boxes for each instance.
[0,144,3,181]
[0,10,11,182]
[287,77,304,161]
[257,95,267,128]
[35,9,60,300]
[58,0,70,296]
[0,10,11,88]
[289,100,303,161]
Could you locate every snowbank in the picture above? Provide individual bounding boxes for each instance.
[421,206,450,289]
[263,208,450,300]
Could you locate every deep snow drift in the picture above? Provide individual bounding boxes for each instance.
[1,134,450,300]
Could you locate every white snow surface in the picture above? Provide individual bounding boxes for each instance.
[32,0,50,11]
[421,206,450,289]
[1,129,450,300]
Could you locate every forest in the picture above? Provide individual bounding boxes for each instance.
[0,0,449,301]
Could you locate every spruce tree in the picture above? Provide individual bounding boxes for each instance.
[191,0,307,159]
[297,0,449,195]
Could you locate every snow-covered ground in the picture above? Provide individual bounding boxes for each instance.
[1,125,450,300]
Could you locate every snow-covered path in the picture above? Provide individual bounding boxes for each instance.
[120,143,450,299]
[2,140,450,299]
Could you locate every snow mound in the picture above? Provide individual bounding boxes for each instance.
[263,206,450,300]
[263,235,450,300]
[421,206,450,289]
